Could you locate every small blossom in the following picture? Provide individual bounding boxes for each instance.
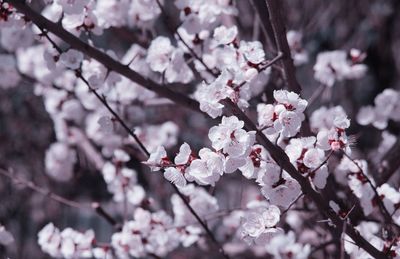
[213,25,238,45]
[209,116,255,159]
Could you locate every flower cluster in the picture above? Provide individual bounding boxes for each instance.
[194,24,272,118]
[112,208,180,258]
[285,137,329,189]
[336,158,376,215]
[314,49,367,87]
[311,107,352,153]
[357,88,400,129]
[101,149,145,205]
[37,223,109,258]
[240,204,282,245]
[171,184,218,245]
[146,36,194,84]
[146,116,256,187]
[257,90,308,138]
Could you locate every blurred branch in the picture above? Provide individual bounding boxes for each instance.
[0,167,119,227]
[265,0,302,94]
[377,137,400,186]
[249,0,276,52]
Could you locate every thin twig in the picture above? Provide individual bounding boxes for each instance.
[282,193,304,215]
[265,0,302,94]
[0,168,118,227]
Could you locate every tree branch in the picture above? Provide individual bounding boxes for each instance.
[265,0,302,94]
[222,99,386,258]
[0,168,119,227]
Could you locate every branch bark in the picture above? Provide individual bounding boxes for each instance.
[265,0,302,94]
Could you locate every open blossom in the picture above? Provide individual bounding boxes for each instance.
[240,205,282,245]
[59,49,84,70]
[209,116,256,159]
[239,144,272,179]
[164,143,192,187]
[337,157,376,215]
[378,184,400,225]
[146,36,193,83]
[146,146,169,171]
[195,69,235,118]
[285,137,329,189]
[313,49,367,87]
[317,114,351,153]
[127,0,161,27]
[239,40,265,64]
[186,148,224,186]
[146,36,174,73]
[258,90,307,137]
[261,173,302,208]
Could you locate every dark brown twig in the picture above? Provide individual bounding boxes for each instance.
[0,168,118,227]
[265,0,302,94]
